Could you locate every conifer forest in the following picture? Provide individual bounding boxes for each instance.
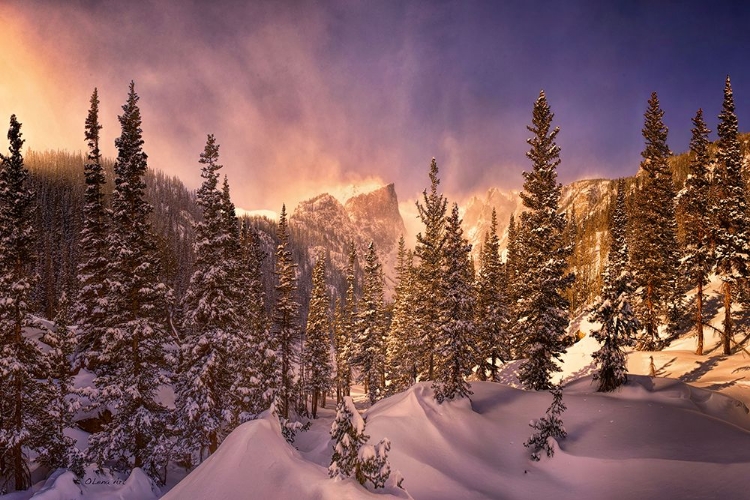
[4,2,750,499]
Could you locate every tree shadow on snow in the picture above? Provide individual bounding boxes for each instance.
[561,361,597,386]
[679,356,724,383]
[704,377,746,392]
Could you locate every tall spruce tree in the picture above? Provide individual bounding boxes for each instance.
[629,92,680,349]
[433,203,474,402]
[678,109,713,355]
[588,180,639,392]
[713,76,749,356]
[88,82,172,480]
[355,242,386,405]
[0,115,46,492]
[303,255,333,418]
[271,204,300,419]
[516,91,573,391]
[38,291,83,475]
[414,159,448,381]
[335,243,357,403]
[231,221,273,422]
[386,236,417,394]
[474,208,509,380]
[175,135,241,461]
[75,88,109,368]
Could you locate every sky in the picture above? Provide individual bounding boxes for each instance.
[2,0,750,215]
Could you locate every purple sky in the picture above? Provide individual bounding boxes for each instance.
[2,0,750,212]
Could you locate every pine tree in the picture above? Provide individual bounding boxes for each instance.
[433,204,474,402]
[713,76,749,356]
[524,385,567,461]
[355,242,386,405]
[474,208,509,380]
[75,88,109,369]
[414,159,448,381]
[678,109,713,355]
[0,115,47,492]
[329,396,368,481]
[303,255,333,418]
[386,236,418,394]
[271,204,301,419]
[629,92,680,349]
[175,135,241,461]
[231,222,273,422]
[88,82,172,480]
[38,291,83,476]
[335,243,357,403]
[516,91,573,391]
[589,180,639,392]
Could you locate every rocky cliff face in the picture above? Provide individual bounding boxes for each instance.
[289,184,406,295]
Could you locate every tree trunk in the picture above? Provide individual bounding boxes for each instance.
[723,281,732,355]
[696,280,704,355]
[311,391,318,419]
[209,430,218,455]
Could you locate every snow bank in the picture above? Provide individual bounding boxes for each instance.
[162,412,410,500]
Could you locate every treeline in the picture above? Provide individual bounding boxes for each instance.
[1,76,750,493]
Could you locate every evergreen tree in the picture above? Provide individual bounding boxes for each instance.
[433,203,474,402]
[231,222,273,422]
[303,255,333,418]
[414,159,447,381]
[523,385,567,461]
[329,396,368,481]
[516,91,573,391]
[175,135,240,461]
[88,82,172,480]
[271,204,301,419]
[474,208,509,380]
[335,243,357,403]
[75,88,109,368]
[713,76,749,356]
[0,115,46,492]
[355,242,386,405]
[38,291,83,476]
[386,236,417,394]
[589,181,639,392]
[629,92,680,349]
[678,109,713,355]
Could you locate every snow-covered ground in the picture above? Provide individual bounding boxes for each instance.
[7,279,750,499]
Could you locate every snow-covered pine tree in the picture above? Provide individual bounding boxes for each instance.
[629,92,680,350]
[516,91,573,391]
[271,204,301,419]
[75,88,109,369]
[38,291,83,476]
[175,135,241,461]
[386,236,418,395]
[678,109,713,355]
[433,204,474,403]
[524,385,567,461]
[303,255,333,418]
[88,82,172,480]
[357,438,392,489]
[474,208,509,380]
[354,242,386,405]
[335,243,357,404]
[414,159,447,381]
[713,76,749,356]
[329,396,368,481]
[0,115,47,492]
[588,180,639,392]
[231,221,274,422]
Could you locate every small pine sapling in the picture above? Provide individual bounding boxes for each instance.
[328,396,395,489]
[357,438,391,489]
[329,396,368,480]
[524,385,567,461]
